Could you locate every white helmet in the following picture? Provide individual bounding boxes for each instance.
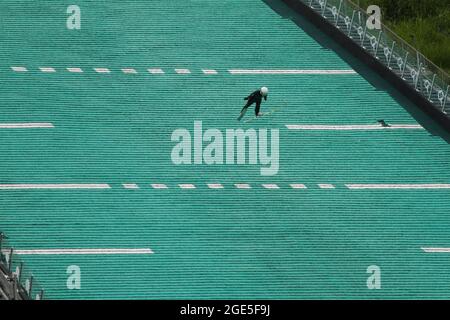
[260,87,269,97]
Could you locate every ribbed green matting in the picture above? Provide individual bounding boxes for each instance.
[1,0,450,299]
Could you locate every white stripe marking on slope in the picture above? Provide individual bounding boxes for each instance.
[422,248,450,253]
[229,69,357,75]
[286,124,423,130]
[0,123,54,129]
[179,184,196,189]
[122,68,137,74]
[39,67,56,73]
[202,69,218,75]
[67,67,83,73]
[148,68,165,74]
[318,184,335,189]
[262,184,280,189]
[11,66,28,72]
[151,184,168,189]
[13,248,153,255]
[122,183,139,189]
[0,184,111,190]
[94,68,111,73]
[207,183,224,189]
[175,69,191,74]
[290,184,307,189]
[235,184,252,189]
[346,184,450,190]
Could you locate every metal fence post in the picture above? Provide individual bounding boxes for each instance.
[387,41,395,68]
[444,86,450,112]
[417,51,421,72]
[27,276,34,298]
[348,10,356,36]
[361,23,367,47]
[374,30,382,57]
[415,64,422,90]
[12,275,18,300]
[18,262,23,283]
[322,0,328,16]
[335,0,343,25]
[401,52,409,78]
[8,248,13,272]
[37,289,44,300]
[428,74,436,101]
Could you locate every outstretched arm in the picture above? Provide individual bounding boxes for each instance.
[255,102,261,116]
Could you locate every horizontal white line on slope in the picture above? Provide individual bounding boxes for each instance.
[175,69,191,74]
[229,69,357,75]
[0,184,111,189]
[39,67,56,73]
[286,124,424,130]
[422,248,450,253]
[0,123,54,129]
[346,184,450,190]
[290,184,307,189]
[148,68,165,74]
[262,184,280,189]
[179,184,196,189]
[122,68,137,74]
[207,183,224,189]
[122,183,139,189]
[235,184,252,189]
[13,248,153,255]
[11,66,28,72]
[318,184,335,189]
[94,68,111,73]
[151,184,168,189]
[202,69,218,75]
[67,67,83,73]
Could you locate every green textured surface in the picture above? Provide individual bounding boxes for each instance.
[1,0,450,299]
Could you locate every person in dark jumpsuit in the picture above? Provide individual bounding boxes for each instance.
[237,87,269,121]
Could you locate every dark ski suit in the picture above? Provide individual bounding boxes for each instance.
[242,90,267,116]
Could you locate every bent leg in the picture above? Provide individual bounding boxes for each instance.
[237,108,248,121]
[238,100,254,121]
[238,104,251,121]
[241,100,253,113]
